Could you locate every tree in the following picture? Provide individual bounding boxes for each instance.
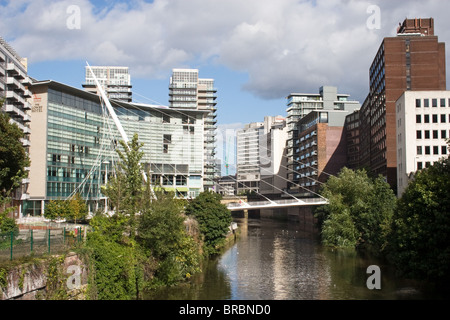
[185,191,232,256]
[44,200,70,221]
[388,153,450,286]
[138,190,201,284]
[315,168,396,253]
[102,133,146,238]
[0,108,30,197]
[68,193,88,223]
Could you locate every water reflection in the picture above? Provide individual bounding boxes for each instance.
[145,217,440,300]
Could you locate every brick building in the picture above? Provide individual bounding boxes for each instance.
[348,18,446,188]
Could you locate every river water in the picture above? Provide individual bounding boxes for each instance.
[145,217,444,300]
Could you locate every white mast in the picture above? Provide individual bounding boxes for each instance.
[86,62,155,199]
[86,62,130,145]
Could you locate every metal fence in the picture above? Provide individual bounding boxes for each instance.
[0,225,86,262]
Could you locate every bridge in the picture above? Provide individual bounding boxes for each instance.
[226,198,328,212]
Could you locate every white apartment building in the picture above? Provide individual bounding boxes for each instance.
[396,91,450,196]
[236,122,264,194]
[169,69,218,191]
[83,66,132,102]
[236,116,288,195]
[0,37,32,212]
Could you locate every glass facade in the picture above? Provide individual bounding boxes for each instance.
[25,81,206,215]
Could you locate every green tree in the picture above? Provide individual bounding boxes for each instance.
[315,168,396,253]
[102,133,146,238]
[68,193,88,223]
[44,200,70,221]
[388,153,450,286]
[137,190,201,285]
[185,191,232,256]
[0,109,30,197]
[0,106,30,235]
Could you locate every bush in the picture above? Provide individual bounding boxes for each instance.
[315,168,396,253]
[185,191,232,256]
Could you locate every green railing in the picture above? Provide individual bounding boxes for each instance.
[0,226,86,262]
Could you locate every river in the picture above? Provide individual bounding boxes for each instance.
[145,216,445,300]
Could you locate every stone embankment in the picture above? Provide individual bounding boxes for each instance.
[1,252,88,300]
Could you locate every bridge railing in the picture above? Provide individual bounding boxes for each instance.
[226,197,327,208]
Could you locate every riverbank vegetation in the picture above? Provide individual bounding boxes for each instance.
[0,107,30,236]
[315,142,450,288]
[78,134,232,300]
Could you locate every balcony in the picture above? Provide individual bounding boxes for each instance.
[22,76,32,85]
[20,138,31,147]
[6,76,23,89]
[6,63,26,79]
[23,89,32,98]
[23,114,31,122]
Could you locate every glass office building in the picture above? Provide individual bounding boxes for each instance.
[24,80,206,217]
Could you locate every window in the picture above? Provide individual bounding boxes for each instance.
[432,99,438,108]
[433,146,439,155]
[163,144,169,154]
[163,134,172,144]
[424,99,429,108]
[425,162,431,168]
[176,176,187,186]
[441,99,446,107]
[417,162,423,170]
[417,146,422,155]
[416,130,422,139]
[425,130,430,139]
[442,146,448,155]
[416,114,421,123]
[163,115,170,123]
[424,115,430,123]
[163,175,174,186]
[442,130,447,139]
[433,130,439,139]
[425,146,431,155]
[416,99,421,108]
[442,114,447,123]
[432,114,438,123]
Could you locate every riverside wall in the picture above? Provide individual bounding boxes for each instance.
[0,252,88,300]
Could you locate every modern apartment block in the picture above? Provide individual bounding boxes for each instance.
[24,80,206,217]
[237,116,288,196]
[236,121,264,194]
[259,116,288,197]
[0,37,33,214]
[396,91,450,196]
[362,18,446,188]
[287,107,360,197]
[169,69,218,191]
[83,66,132,102]
[286,86,360,196]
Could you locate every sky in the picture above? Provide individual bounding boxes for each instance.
[1,0,450,173]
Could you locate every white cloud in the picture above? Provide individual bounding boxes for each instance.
[1,0,450,103]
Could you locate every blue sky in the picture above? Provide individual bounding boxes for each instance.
[2,0,450,174]
[2,0,450,126]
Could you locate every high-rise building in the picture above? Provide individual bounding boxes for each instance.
[0,37,32,214]
[236,121,264,195]
[83,66,132,102]
[363,18,446,188]
[396,91,450,196]
[25,80,206,217]
[169,69,218,191]
[286,86,360,195]
[236,116,288,196]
